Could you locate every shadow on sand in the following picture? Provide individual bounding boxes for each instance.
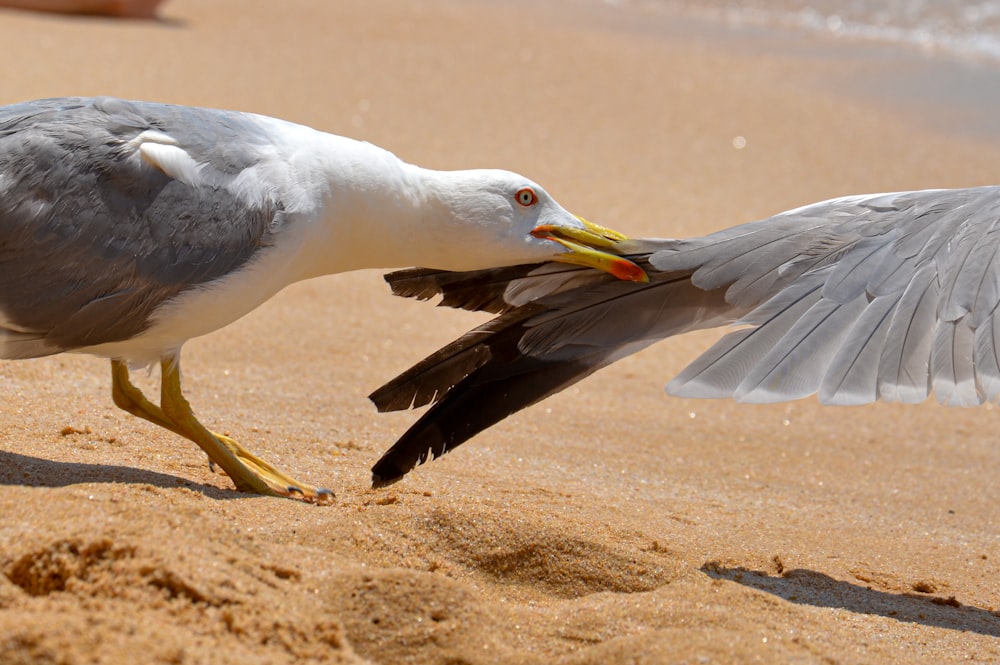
[0,449,241,500]
[701,562,1000,638]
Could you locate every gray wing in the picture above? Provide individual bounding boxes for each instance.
[659,187,1000,406]
[370,187,1000,484]
[0,97,286,356]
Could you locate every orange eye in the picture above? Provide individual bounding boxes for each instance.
[515,187,538,207]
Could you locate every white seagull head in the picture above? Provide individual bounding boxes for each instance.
[417,168,647,280]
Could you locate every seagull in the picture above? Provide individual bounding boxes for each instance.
[370,186,1000,484]
[0,96,646,503]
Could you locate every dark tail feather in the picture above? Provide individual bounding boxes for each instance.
[383,266,525,314]
[369,306,539,412]
[370,269,736,486]
[371,259,654,412]
[383,261,626,314]
[371,347,595,486]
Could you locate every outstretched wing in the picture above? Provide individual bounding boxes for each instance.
[372,186,1000,484]
[660,187,1000,407]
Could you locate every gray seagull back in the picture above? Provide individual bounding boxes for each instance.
[0,97,287,357]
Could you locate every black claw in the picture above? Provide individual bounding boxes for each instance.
[282,485,335,504]
[315,488,335,505]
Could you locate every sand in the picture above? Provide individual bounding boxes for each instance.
[0,0,997,663]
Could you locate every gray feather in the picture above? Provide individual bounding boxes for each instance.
[973,311,1000,402]
[931,318,979,407]
[735,296,870,403]
[667,278,824,398]
[818,294,896,405]
[877,263,937,403]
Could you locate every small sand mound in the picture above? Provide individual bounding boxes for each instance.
[420,505,680,599]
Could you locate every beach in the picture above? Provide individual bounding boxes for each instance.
[0,0,997,662]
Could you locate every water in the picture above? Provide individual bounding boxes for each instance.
[645,0,1000,65]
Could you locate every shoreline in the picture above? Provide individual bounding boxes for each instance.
[546,0,1000,143]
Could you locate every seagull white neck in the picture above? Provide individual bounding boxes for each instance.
[255,122,557,285]
[282,131,447,279]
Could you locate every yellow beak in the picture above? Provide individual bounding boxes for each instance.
[531,217,648,283]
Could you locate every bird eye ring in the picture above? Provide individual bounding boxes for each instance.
[515,187,538,207]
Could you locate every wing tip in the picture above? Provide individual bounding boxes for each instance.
[371,446,433,488]
[371,469,404,489]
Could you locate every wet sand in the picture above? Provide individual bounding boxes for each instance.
[0,0,997,663]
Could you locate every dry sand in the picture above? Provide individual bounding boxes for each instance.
[0,0,997,662]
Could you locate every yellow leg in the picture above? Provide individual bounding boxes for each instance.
[111,359,184,436]
[110,358,334,504]
[112,359,243,460]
